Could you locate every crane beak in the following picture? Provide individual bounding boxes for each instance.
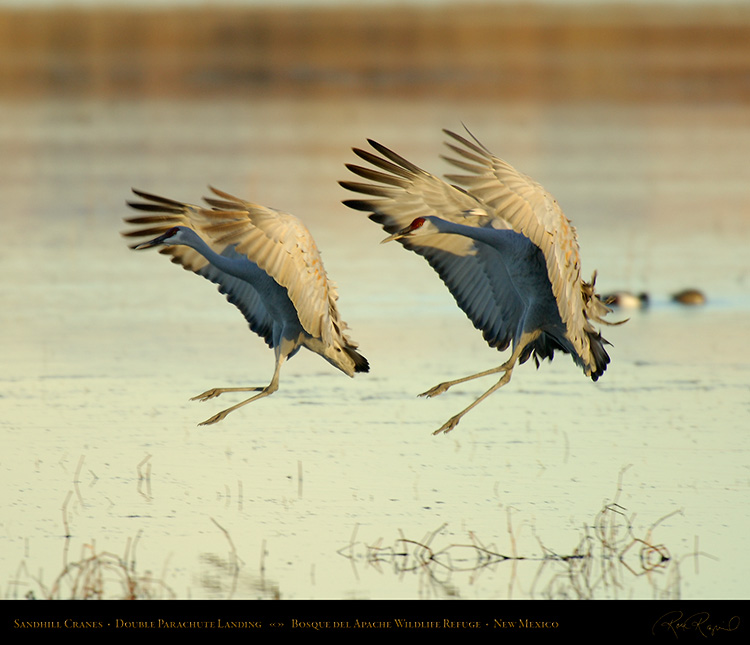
[380,226,411,244]
[134,231,174,250]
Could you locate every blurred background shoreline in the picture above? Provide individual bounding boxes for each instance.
[2,3,749,103]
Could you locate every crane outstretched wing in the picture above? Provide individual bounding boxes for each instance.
[439,129,595,361]
[340,140,530,352]
[122,188,355,349]
[198,187,356,349]
[122,190,275,347]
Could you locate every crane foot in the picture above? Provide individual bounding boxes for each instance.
[419,381,452,398]
[198,410,230,426]
[432,415,461,435]
[191,388,224,402]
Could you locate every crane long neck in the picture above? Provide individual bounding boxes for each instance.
[429,216,505,247]
[178,228,266,283]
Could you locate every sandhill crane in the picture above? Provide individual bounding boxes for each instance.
[341,129,621,434]
[122,187,368,426]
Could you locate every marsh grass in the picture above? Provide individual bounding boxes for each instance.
[11,536,175,600]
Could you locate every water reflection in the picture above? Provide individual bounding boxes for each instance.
[338,468,686,601]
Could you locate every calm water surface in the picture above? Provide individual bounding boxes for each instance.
[1,95,749,600]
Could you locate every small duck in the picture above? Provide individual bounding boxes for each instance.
[672,289,706,306]
[604,291,650,309]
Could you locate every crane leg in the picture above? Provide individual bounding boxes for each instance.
[419,330,540,399]
[419,359,514,398]
[433,367,515,435]
[426,332,539,434]
[195,345,286,426]
[198,383,278,426]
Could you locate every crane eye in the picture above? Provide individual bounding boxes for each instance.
[410,217,426,230]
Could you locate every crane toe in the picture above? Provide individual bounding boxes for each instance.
[191,388,224,401]
[191,386,265,402]
[433,415,462,435]
[198,410,231,426]
[419,382,452,398]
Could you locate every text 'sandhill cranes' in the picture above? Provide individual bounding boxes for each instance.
[341,129,622,434]
[122,187,368,426]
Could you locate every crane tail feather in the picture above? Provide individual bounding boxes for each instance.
[587,330,611,382]
[347,348,370,374]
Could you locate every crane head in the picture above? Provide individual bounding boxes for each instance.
[380,217,427,244]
